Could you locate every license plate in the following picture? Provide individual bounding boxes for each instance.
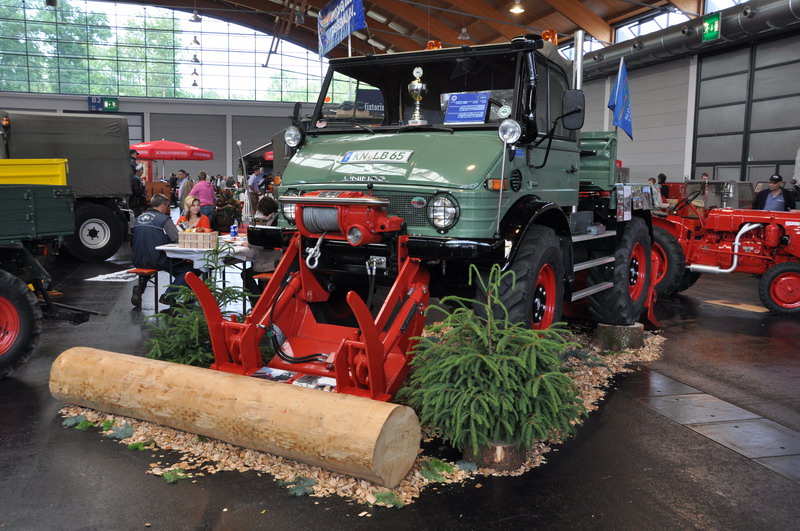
[340,150,413,164]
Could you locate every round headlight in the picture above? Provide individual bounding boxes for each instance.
[427,194,459,231]
[284,125,303,148]
[280,195,297,224]
[347,226,363,246]
[498,119,522,144]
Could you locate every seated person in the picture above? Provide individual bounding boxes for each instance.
[176,195,211,230]
[240,196,281,304]
[131,194,201,309]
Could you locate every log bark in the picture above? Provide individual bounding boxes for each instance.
[50,348,420,488]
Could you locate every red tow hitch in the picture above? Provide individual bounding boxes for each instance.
[186,192,430,401]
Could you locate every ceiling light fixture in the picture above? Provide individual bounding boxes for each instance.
[191,68,199,77]
[191,80,198,87]
[191,54,200,63]
[191,35,200,46]
[510,0,524,14]
[190,10,202,23]
[293,9,305,25]
[457,27,470,40]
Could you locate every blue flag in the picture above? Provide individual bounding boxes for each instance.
[607,58,633,140]
[318,0,367,57]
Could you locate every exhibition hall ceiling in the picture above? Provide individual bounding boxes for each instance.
[111,0,702,56]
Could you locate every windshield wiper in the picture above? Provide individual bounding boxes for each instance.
[395,124,454,134]
[350,121,375,134]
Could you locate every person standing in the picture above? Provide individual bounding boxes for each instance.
[129,164,148,218]
[247,167,263,213]
[753,174,796,211]
[648,177,665,209]
[129,149,139,175]
[130,194,201,309]
[189,171,216,220]
[177,169,195,213]
[168,172,179,207]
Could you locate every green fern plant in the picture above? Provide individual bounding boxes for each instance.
[398,264,586,455]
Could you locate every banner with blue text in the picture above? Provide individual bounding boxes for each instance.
[318,0,367,57]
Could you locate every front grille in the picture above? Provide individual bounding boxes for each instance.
[385,194,432,227]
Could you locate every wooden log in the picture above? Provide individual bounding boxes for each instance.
[50,348,420,488]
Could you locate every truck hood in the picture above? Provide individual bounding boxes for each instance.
[284,130,503,189]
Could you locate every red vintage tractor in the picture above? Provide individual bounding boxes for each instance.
[651,187,800,314]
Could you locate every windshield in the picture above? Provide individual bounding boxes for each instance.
[312,50,520,130]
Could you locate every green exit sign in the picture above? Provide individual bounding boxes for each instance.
[102,97,118,112]
[702,12,721,42]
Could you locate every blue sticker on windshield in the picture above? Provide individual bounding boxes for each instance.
[443,92,490,125]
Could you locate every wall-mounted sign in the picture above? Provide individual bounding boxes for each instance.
[701,12,720,42]
[88,96,119,112]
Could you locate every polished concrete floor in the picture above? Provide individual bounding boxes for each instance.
[1,244,799,530]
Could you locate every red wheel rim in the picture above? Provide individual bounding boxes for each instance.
[531,263,556,330]
[770,271,800,309]
[628,242,646,301]
[651,245,667,286]
[0,296,21,355]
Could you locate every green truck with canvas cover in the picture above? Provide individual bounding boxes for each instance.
[264,35,655,329]
[0,110,132,262]
[0,182,92,378]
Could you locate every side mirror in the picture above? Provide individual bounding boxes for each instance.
[561,89,585,131]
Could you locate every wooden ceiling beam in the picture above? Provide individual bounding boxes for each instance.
[668,0,701,17]
[362,0,461,45]
[538,0,613,44]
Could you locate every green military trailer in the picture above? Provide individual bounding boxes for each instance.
[0,183,92,378]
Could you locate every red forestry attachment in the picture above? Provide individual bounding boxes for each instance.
[189,191,431,401]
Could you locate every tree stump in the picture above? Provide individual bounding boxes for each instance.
[592,322,645,351]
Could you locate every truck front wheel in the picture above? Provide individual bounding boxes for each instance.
[589,217,651,326]
[0,270,42,379]
[496,225,564,330]
[65,204,124,262]
[759,263,800,314]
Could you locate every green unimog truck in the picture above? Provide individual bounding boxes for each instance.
[259,34,654,330]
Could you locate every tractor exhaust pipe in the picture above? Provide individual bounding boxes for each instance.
[688,222,762,274]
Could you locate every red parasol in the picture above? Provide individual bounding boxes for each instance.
[130,139,213,161]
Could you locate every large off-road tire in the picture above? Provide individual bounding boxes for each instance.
[64,204,124,262]
[676,270,701,293]
[652,226,686,298]
[589,217,651,326]
[486,225,565,330]
[0,270,42,379]
[758,262,800,315]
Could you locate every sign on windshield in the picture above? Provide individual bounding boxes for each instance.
[443,92,490,125]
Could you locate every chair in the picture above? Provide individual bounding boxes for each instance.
[128,268,160,312]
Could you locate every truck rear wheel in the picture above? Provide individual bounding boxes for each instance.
[589,217,651,326]
[64,204,124,262]
[0,270,42,379]
[652,226,685,298]
[759,263,800,314]
[492,225,564,330]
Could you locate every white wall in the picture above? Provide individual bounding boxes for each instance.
[583,57,694,184]
[1,92,301,177]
